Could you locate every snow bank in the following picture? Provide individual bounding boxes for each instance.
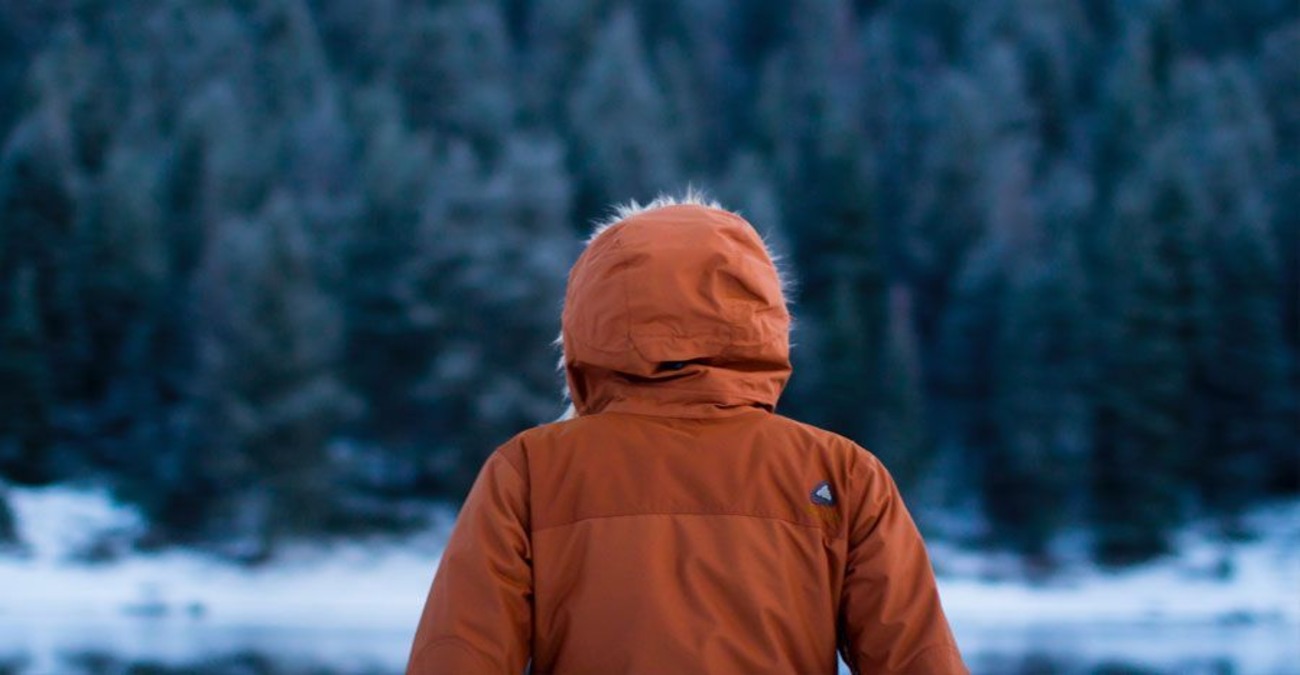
[936,501,1300,627]
[3,485,1297,629]
[1,485,453,629]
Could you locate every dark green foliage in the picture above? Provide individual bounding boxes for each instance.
[394,0,517,146]
[1091,132,1213,563]
[0,0,1294,564]
[873,285,929,490]
[1260,22,1300,495]
[0,485,19,548]
[0,266,54,484]
[566,7,681,210]
[187,195,361,558]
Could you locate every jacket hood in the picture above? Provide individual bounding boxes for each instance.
[561,200,791,418]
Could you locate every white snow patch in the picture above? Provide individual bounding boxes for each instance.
[933,500,1300,627]
[1,485,454,629]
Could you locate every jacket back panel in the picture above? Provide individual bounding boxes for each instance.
[507,410,858,674]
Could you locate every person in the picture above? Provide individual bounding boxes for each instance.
[406,194,968,674]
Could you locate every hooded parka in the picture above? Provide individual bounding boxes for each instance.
[407,202,967,674]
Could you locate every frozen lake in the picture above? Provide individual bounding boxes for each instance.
[0,617,1296,675]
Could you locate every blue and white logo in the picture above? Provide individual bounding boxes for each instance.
[809,481,835,506]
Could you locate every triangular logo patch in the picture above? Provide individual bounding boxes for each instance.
[810,481,834,506]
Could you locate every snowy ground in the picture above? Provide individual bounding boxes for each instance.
[934,500,1300,627]
[2,485,1298,673]
[2,486,453,630]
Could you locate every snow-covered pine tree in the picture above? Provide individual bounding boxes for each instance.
[192,194,359,560]
[567,7,681,211]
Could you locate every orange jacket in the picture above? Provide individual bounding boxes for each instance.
[407,202,967,674]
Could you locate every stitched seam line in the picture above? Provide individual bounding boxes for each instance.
[883,643,963,675]
[410,636,499,671]
[619,234,639,360]
[533,510,844,539]
[495,448,525,480]
[609,380,768,397]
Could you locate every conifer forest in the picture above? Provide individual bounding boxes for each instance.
[0,0,1296,566]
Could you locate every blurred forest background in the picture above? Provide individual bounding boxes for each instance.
[0,0,1295,567]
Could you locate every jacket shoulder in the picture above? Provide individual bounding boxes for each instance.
[506,415,593,446]
[491,416,590,470]
[511,413,878,456]
[767,414,881,466]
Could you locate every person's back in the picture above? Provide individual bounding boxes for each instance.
[407,196,967,674]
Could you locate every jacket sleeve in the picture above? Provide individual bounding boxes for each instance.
[837,452,967,675]
[407,447,532,675]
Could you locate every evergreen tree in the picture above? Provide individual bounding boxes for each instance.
[567,7,681,211]
[642,0,736,171]
[937,228,1006,533]
[76,133,178,488]
[0,265,54,484]
[757,0,888,444]
[0,119,80,486]
[929,43,1053,549]
[902,69,995,347]
[991,219,1091,560]
[397,134,575,497]
[190,194,359,559]
[1091,139,1209,564]
[718,151,786,253]
[1260,22,1300,493]
[0,483,17,549]
[1176,60,1293,516]
[519,0,606,118]
[310,0,403,81]
[874,284,929,492]
[394,0,517,149]
[341,87,437,452]
[0,0,1295,558]
[1094,11,1166,199]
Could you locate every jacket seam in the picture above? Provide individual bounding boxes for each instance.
[532,510,845,538]
[876,642,963,675]
[409,636,499,671]
[609,379,770,398]
[620,233,638,358]
[592,408,769,422]
[495,448,526,480]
